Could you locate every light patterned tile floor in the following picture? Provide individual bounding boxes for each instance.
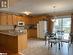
[21,39,51,55]
[0,39,73,55]
[21,39,73,55]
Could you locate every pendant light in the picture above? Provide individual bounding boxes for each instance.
[51,4,57,22]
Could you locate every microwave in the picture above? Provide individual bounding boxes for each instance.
[18,21,25,26]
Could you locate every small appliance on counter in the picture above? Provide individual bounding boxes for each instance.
[14,21,25,33]
[18,20,25,26]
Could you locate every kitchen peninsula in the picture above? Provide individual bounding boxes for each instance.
[0,29,27,53]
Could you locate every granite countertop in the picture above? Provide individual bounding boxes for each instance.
[0,30,26,36]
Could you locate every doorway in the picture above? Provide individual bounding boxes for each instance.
[53,16,71,40]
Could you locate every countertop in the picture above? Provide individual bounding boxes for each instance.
[0,30,27,36]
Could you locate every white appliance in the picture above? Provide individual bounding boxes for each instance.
[37,21,47,39]
[15,21,25,32]
[18,21,25,26]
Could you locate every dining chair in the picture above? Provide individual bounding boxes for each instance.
[45,32,56,45]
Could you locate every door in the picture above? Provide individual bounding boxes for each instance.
[53,16,71,40]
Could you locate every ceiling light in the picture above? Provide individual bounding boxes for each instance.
[22,11,31,15]
[51,4,57,22]
[0,0,9,8]
[51,16,57,22]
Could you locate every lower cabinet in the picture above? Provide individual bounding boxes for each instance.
[0,30,27,53]
[27,29,37,39]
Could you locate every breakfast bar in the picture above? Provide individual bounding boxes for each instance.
[0,30,27,53]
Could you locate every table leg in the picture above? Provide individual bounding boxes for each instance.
[45,36,47,45]
[59,42,60,50]
[51,42,52,47]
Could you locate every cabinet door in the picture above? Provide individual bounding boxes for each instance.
[13,15,24,25]
[1,13,7,25]
[0,17,1,25]
[13,15,18,25]
[0,13,1,25]
[16,16,24,21]
[8,14,13,25]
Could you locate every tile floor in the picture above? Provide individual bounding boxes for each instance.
[21,39,73,55]
[0,39,73,55]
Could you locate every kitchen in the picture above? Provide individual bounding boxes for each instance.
[0,12,28,54]
[0,0,73,55]
[0,11,53,55]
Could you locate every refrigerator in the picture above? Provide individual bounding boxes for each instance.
[37,21,47,39]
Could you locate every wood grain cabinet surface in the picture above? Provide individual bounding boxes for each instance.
[0,13,24,25]
[0,30,27,52]
[0,13,8,25]
[13,15,24,25]
[7,14,13,25]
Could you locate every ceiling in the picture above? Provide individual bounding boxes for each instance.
[0,0,73,15]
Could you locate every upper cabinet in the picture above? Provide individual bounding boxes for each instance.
[0,13,1,25]
[7,14,13,25]
[0,13,24,25]
[13,15,24,25]
[0,13,7,25]
[12,15,17,25]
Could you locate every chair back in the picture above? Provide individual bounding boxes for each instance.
[49,33,56,37]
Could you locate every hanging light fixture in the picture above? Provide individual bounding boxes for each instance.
[51,4,57,22]
[21,11,32,15]
[51,17,56,22]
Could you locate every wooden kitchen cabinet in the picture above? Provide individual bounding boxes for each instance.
[1,18,7,25]
[16,16,24,22]
[0,13,1,25]
[0,13,7,25]
[0,12,24,25]
[12,15,24,25]
[0,30,27,52]
[7,14,13,25]
[0,17,1,25]
[27,29,37,38]
[12,15,18,25]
